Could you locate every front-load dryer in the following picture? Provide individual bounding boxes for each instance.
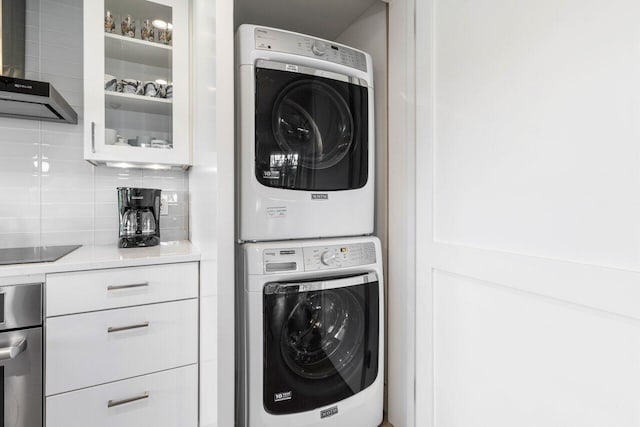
[236,236,384,427]
[237,25,375,241]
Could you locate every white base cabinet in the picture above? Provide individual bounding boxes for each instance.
[46,365,198,427]
[46,263,198,316]
[46,299,198,395]
[45,262,199,426]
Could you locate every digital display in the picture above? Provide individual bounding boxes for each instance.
[340,248,348,253]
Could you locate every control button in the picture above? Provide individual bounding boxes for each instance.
[320,250,336,265]
[311,41,329,56]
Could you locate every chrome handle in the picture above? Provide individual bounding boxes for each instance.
[0,338,27,360]
[107,321,149,333]
[91,121,96,153]
[108,391,150,408]
[107,282,149,291]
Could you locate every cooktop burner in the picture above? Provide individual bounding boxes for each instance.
[0,245,81,266]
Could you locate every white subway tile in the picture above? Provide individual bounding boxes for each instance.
[0,0,189,246]
[41,217,93,233]
[0,233,41,249]
[41,230,93,246]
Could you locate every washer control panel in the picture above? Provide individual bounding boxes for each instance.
[303,242,376,271]
[254,27,367,72]
[263,248,303,273]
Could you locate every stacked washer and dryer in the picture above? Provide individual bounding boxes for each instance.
[236,25,383,427]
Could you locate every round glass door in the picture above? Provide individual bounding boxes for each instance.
[272,79,355,170]
[281,290,364,379]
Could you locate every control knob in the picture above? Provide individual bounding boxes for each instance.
[320,250,336,265]
[311,41,328,56]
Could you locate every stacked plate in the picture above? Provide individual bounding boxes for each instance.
[150,139,172,149]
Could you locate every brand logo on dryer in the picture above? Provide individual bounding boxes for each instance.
[311,193,328,200]
[320,406,338,419]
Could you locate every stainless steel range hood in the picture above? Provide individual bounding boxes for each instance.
[0,77,78,124]
[0,0,78,124]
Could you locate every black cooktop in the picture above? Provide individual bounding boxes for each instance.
[0,245,82,266]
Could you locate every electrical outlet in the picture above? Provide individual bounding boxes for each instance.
[160,194,169,216]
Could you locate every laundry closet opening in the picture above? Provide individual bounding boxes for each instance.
[233,0,389,424]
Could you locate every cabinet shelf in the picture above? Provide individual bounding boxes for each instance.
[105,91,172,115]
[105,33,172,68]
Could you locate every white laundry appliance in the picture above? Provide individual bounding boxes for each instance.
[237,25,375,241]
[236,236,384,427]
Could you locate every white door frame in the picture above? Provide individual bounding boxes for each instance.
[387,0,419,426]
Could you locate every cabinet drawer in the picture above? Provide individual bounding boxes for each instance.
[46,299,198,395]
[46,364,197,427]
[46,263,198,316]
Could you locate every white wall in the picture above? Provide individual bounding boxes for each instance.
[415,0,640,426]
[189,0,235,426]
[0,0,189,249]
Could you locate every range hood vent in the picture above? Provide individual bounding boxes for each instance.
[0,76,78,124]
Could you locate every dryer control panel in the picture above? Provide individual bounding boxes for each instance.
[303,242,376,271]
[254,27,368,72]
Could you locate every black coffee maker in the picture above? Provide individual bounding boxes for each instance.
[118,187,161,248]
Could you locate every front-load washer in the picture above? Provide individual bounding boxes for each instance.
[237,24,375,241]
[236,236,384,427]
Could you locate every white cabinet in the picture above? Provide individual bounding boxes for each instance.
[45,262,198,426]
[46,263,198,316]
[46,299,198,395]
[83,0,191,168]
[46,365,198,427]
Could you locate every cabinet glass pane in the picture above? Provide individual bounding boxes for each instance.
[103,0,174,151]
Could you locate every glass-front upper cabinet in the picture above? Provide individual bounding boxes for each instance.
[83,0,190,168]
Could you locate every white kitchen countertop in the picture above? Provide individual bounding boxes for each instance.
[0,240,200,280]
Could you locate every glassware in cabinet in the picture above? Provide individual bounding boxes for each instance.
[84,0,190,168]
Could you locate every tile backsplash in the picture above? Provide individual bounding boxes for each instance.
[0,0,189,249]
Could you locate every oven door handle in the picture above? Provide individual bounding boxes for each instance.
[0,338,27,360]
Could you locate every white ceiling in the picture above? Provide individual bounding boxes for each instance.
[235,0,383,40]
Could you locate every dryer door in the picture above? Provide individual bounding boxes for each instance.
[254,60,369,191]
[263,273,380,415]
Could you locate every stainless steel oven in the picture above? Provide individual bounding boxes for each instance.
[0,282,42,426]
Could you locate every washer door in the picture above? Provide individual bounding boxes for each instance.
[263,274,380,415]
[254,61,369,191]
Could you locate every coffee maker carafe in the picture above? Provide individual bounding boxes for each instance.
[118,187,161,248]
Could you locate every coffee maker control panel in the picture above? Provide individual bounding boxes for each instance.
[303,242,376,271]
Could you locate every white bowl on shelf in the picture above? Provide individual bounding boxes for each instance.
[150,139,172,149]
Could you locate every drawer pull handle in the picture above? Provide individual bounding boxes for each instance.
[0,338,26,361]
[107,282,149,291]
[108,391,150,408]
[107,322,150,333]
